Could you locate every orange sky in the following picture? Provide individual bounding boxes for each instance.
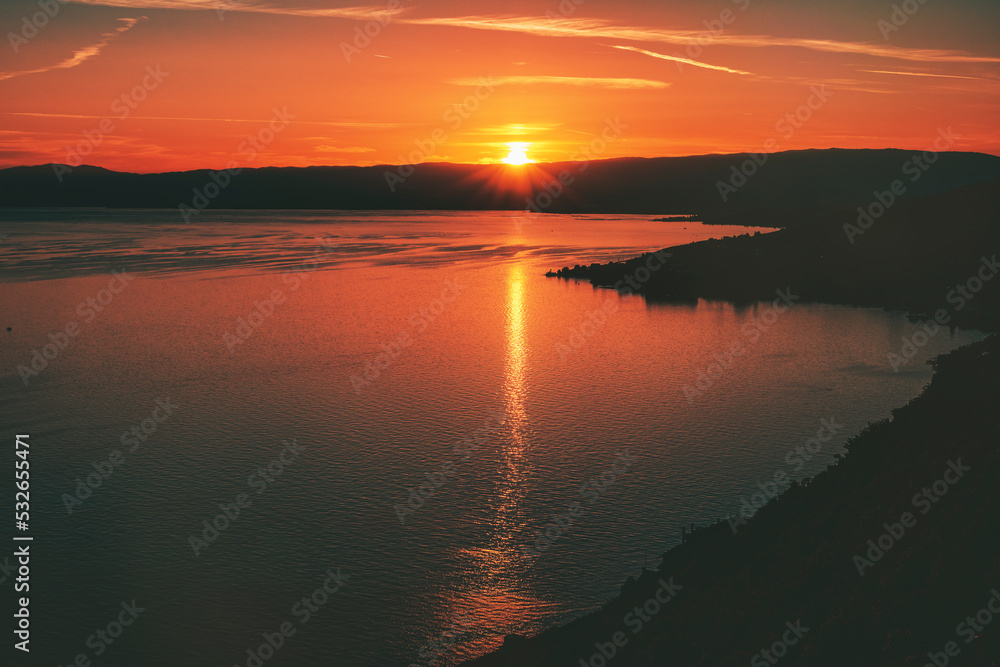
[1,0,999,172]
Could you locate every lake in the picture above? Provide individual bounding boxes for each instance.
[0,210,984,666]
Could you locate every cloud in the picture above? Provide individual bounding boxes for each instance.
[858,69,988,81]
[606,43,974,93]
[3,112,405,127]
[450,75,669,89]
[0,127,169,166]
[464,123,564,135]
[314,145,376,153]
[0,18,144,83]
[68,0,404,20]
[609,45,751,75]
[403,15,1000,64]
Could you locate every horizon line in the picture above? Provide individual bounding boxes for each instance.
[4,146,1000,175]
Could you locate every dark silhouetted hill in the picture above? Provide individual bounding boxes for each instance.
[1,149,999,223]
[550,177,1000,330]
[463,177,1000,666]
[461,331,1000,666]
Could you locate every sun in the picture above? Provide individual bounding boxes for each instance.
[501,142,534,165]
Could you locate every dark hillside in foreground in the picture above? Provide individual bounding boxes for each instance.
[463,331,1000,666]
[461,177,1000,666]
[1,149,999,223]
[550,177,1000,331]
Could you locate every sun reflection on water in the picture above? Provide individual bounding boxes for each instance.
[441,263,559,661]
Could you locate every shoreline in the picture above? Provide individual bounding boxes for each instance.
[462,315,999,667]
[463,178,1000,665]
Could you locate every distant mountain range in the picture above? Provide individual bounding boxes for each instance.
[2,149,999,225]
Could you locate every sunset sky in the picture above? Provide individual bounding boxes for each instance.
[1,0,998,172]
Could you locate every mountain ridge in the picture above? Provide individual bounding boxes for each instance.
[3,149,999,223]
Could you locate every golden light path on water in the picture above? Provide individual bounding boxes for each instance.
[445,262,557,659]
[502,261,530,474]
[494,263,530,582]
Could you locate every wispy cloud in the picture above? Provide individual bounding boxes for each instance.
[859,69,988,81]
[68,0,404,20]
[403,15,1000,64]
[314,145,376,153]
[464,123,564,136]
[0,18,144,83]
[450,75,669,89]
[0,128,169,163]
[608,44,901,93]
[4,112,405,127]
[609,44,751,75]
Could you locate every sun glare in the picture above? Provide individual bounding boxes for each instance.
[501,142,534,165]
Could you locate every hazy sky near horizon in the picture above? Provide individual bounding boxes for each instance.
[1,0,998,171]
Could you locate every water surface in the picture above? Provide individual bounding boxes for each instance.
[0,210,982,666]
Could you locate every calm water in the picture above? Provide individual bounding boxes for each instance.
[0,210,984,666]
